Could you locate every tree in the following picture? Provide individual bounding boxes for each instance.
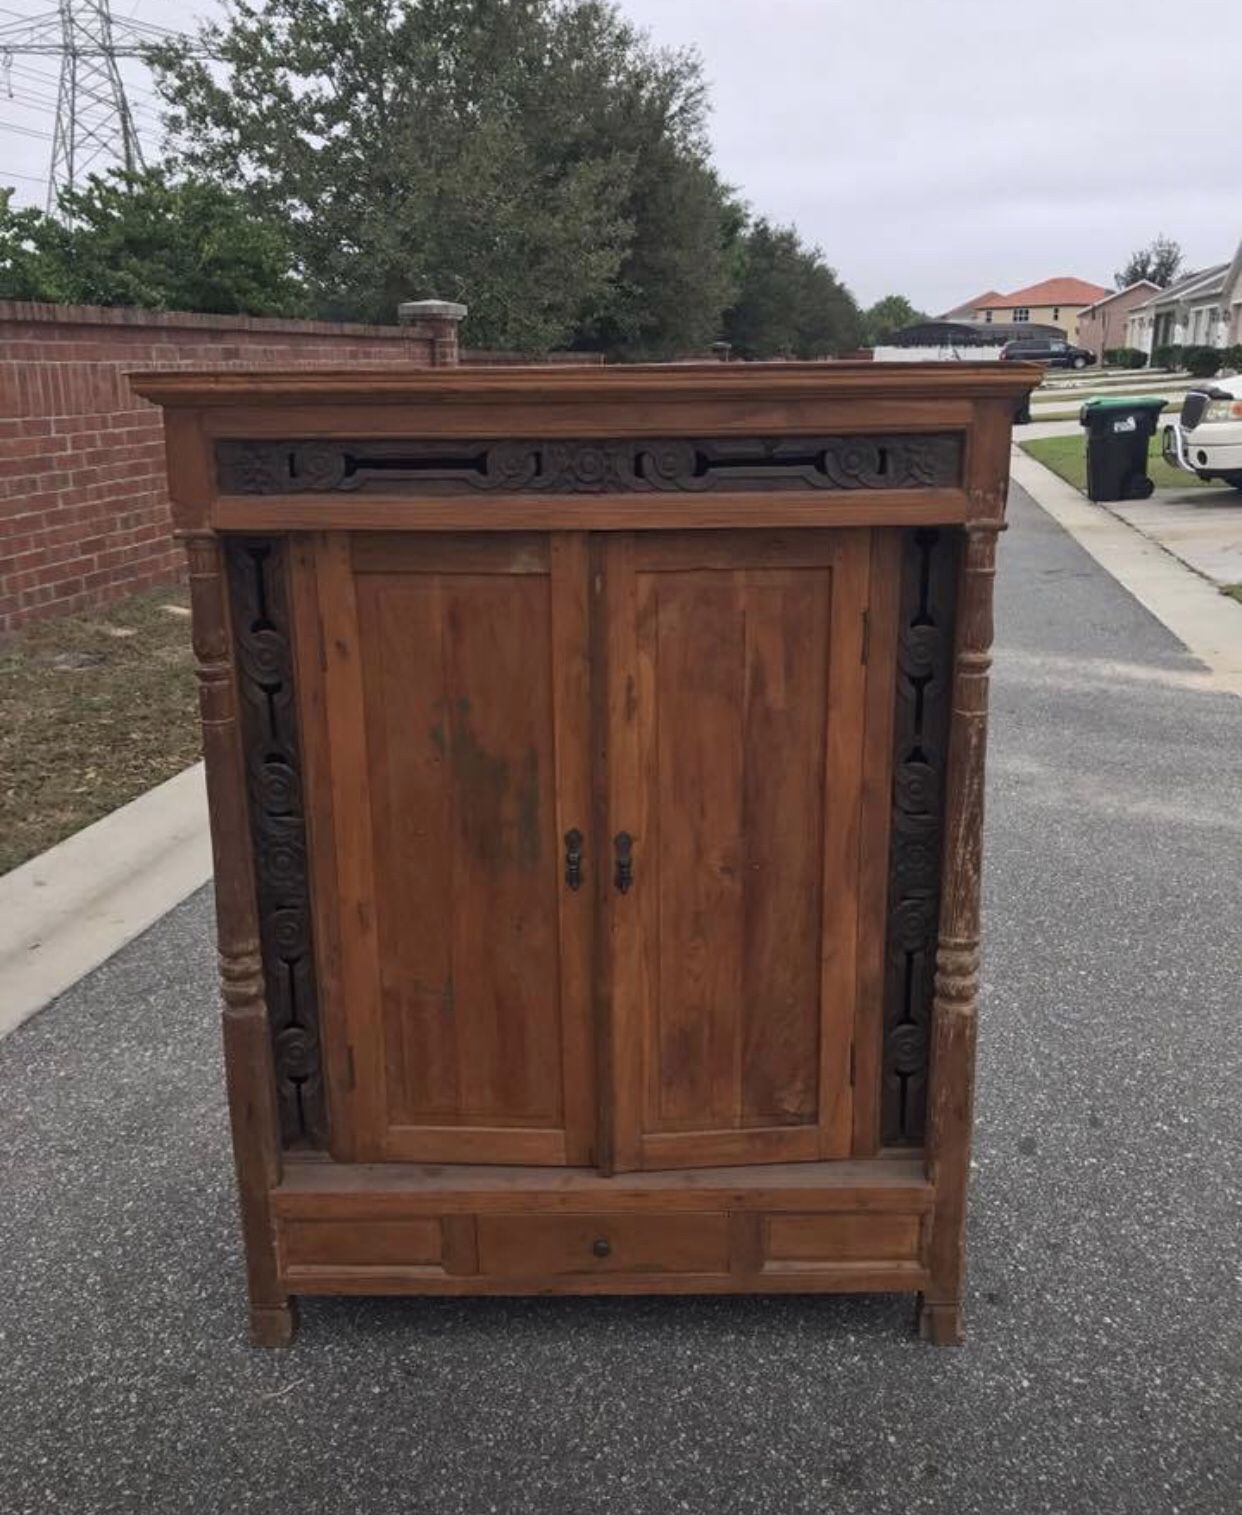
[722,219,860,359]
[0,171,305,315]
[0,189,72,303]
[1115,235,1184,290]
[861,293,927,345]
[148,0,738,355]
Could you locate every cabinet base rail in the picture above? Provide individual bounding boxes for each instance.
[248,1156,960,1342]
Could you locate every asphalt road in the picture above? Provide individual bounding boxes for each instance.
[2,486,1240,1515]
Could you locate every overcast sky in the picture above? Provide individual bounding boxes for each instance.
[2,0,1239,313]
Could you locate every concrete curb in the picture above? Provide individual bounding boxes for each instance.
[0,762,211,1041]
[1010,449,1242,697]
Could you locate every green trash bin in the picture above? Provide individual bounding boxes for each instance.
[1078,395,1167,502]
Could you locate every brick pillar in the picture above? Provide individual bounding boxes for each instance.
[397,299,467,367]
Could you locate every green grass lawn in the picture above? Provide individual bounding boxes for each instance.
[0,585,199,874]
[1018,433,1212,494]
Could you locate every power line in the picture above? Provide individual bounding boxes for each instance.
[6,55,168,113]
[5,74,165,126]
[0,113,53,138]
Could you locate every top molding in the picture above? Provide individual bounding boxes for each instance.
[129,360,1042,410]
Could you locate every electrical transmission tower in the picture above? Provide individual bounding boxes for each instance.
[0,3,198,214]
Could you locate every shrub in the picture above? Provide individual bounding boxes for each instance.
[1183,345,1224,379]
[1221,344,1242,373]
[1153,343,1184,371]
[1104,346,1148,369]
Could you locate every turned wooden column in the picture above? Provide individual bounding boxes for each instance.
[919,402,1010,1346]
[183,530,295,1348]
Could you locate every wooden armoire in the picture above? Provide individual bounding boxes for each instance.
[135,361,1036,1347]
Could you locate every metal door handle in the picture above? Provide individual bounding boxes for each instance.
[614,832,633,894]
[564,829,584,891]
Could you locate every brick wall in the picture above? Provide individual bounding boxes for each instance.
[0,300,460,631]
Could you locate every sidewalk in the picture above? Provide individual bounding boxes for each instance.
[0,763,211,1038]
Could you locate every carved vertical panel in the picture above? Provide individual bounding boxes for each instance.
[226,538,326,1148]
[182,529,291,1339]
[881,526,959,1146]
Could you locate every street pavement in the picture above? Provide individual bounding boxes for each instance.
[2,487,1240,1515]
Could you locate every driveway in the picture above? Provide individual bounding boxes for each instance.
[1110,484,1242,588]
[2,486,1240,1515]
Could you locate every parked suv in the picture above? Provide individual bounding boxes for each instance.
[1000,338,1096,369]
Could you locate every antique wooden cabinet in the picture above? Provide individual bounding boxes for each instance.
[133,361,1037,1347]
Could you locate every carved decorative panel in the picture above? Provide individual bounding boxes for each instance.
[216,434,963,497]
[226,538,326,1148]
[882,526,959,1146]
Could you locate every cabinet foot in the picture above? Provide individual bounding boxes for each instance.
[916,1295,962,1346]
[250,1300,298,1349]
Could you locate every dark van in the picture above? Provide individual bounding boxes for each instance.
[1000,337,1095,370]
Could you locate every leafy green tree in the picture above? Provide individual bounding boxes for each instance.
[1115,235,1183,290]
[723,219,860,359]
[0,189,73,302]
[861,293,927,345]
[0,171,305,315]
[148,0,737,354]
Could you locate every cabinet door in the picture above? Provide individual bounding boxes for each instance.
[601,530,875,1172]
[302,532,594,1164]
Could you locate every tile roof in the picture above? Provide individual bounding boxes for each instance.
[975,277,1110,309]
[941,289,1002,316]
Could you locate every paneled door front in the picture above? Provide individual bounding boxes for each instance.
[601,529,878,1172]
[298,531,594,1165]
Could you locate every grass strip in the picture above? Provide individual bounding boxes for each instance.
[0,585,199,875]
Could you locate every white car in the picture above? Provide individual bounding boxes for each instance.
[1162,373,1242,490]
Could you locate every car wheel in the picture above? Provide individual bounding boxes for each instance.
[1072,356,1088,370]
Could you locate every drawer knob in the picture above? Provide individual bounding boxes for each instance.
[592,1237,612,1259]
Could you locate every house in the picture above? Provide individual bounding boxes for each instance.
[1228,240,1242,345]
[1075,280,1160,356]
[939,290,1003,322]
[1124,238,1242,355]
[970,278,1110,344]
[943,277,1110,344]
[1124,264,1230,354]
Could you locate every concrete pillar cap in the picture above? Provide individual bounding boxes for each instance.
[397,299,468,324]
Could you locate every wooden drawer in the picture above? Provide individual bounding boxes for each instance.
[762,1212,923,1271]
[477,1213,730,1277]
[281,1217,444,1270]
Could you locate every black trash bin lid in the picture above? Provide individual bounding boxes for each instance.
[1079,394,1168,413]
[1079,394,1168,429]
